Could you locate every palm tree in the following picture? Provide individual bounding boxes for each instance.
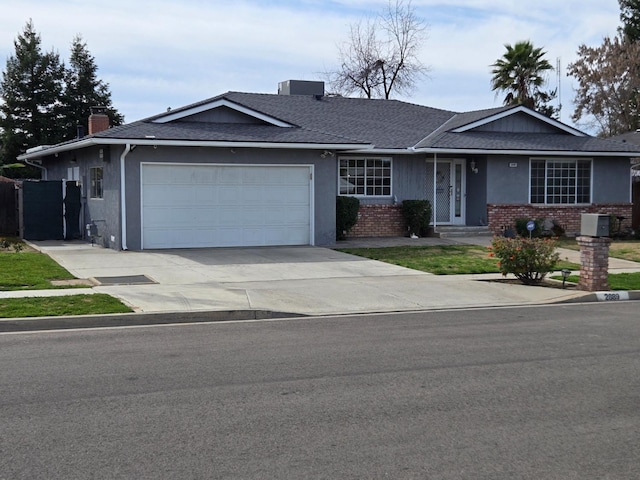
[490,40,556,114]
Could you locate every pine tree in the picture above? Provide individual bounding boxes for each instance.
[0,20,65,167]
[619,0,640,42]
[63,35,123,140]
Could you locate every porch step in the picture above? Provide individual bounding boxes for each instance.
[434,226,492,238]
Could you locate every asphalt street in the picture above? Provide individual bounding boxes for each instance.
[1,302,639,479]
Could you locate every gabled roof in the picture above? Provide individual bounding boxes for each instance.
[18,87,640,161]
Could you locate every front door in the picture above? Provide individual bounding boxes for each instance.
[425,159,466,225]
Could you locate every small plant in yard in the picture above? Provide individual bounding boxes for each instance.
[489,236,560,285]
[12,242,24,253]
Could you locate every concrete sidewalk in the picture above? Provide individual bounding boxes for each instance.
[3,237,638,324]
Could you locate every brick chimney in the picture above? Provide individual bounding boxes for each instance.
[88,106,110,135]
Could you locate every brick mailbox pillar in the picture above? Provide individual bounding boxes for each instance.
[576,236,611,291]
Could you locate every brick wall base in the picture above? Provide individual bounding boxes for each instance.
[348,204,407,237]
[488,204,633,236]
[576,236,611,291]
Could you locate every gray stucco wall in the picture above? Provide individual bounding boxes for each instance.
[593,157,632,203]
[465,157,488,225]
[40,146,121,249]
[122,146,337,250]
[486,155,529,204]
[487,155,632,205]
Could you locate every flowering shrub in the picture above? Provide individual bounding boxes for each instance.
[488,236,560,285]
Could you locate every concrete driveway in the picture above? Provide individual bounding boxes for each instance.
[31,241,586,315]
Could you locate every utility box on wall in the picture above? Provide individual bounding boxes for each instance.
[580,213,610,237]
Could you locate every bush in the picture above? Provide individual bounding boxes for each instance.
[489,236,560,285]
[336,196,360,240]
[402,200,432,237]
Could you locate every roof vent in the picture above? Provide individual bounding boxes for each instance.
[278,80,324,97]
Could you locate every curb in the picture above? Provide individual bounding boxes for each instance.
[0,309,304,333]
[2,290,639,333]
[559,290,640,304]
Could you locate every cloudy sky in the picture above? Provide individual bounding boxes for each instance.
[0,0,622,132]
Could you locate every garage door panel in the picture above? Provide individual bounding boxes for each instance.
[142,164,312,249]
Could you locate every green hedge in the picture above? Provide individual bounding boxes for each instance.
[402,200,432,237]
[336,196,360,240]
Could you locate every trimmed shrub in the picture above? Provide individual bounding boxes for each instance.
[336,196,360,240]
[401,200,432,237]
[489,236,560,285]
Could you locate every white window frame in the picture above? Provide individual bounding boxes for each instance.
[338,156,392,197]
[90,166,104,199]
[529,157,592,205]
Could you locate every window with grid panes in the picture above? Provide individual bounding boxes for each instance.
[339,157,391,196]
[90,167,103,199]
[530,159,591,204]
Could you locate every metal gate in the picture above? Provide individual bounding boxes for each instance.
[21,181,81,241]
[0,181,18,236]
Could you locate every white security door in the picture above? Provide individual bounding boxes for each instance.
[141,164,312,249]
[425,160,466,225]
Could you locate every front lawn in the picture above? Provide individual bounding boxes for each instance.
[0,294,133,318]
[553,272,640,291]
[0,251,76,290]
[557,238,640,262]
[338,244,579,275]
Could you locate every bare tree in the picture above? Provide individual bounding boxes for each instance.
[326,0,429,99]
[567,35,640,136]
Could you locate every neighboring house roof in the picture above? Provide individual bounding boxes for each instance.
[18,85,640,161]
[0,175,17,183]
[609,130,640,145]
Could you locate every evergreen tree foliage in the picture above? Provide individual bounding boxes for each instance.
[0,20,65,168]
[619,0,640,42]
[490,40,557,118]
[63,35,123,140]
[0,21,123,173]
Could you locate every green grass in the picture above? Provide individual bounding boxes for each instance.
[0,294,133,318]
[552,272,640,291]
[0,251,76,290]
[338,244,579,275]
[557,238,640,262]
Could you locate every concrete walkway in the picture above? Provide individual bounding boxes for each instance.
[2,236,638,321]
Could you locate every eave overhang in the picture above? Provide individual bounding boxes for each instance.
[412,147,640,157]
[17,138,373,161]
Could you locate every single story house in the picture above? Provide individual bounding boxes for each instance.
[18,80,640,250]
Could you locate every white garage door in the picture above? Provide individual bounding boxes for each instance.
[141,164,313,249]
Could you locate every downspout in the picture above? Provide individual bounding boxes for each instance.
[120,144,132,250]
[24,158,48,180]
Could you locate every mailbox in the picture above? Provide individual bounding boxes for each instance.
[580,213,609,237]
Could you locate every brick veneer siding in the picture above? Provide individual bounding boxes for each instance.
[348,204,407,237]
[487,204,633,236]
[576,236,611,291]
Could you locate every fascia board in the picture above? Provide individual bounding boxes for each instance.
[151,99,294,127]
[451,106,587,137]
[415,147,640,157]
[18,138,372,160]
[339,148,419,155]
